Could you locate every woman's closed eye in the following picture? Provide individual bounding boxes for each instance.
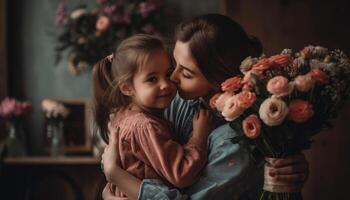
[182,70,193,79]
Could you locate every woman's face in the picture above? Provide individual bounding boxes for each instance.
[171,41,213,100]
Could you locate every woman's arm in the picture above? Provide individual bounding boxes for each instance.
[102,131,141,200]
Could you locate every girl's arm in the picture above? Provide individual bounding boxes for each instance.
[131,110,211,188]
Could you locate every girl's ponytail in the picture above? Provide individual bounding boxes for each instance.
[92,57,114,142]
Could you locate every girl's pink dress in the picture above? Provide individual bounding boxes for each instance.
[108,109,207,199]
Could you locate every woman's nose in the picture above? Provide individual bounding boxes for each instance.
[170,67,180,83]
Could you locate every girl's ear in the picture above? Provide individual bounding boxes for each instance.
[119,83,134,96]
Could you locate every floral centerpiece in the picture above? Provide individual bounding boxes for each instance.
[54,0,164,75]
[41,99,70,156]
[210,45,350,200]
[0,97,32,156]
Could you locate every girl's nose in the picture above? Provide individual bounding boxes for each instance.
[160,81,169,91]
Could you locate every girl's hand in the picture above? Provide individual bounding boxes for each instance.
[101,128,120,183]
[192,109,213,138]
[267,154,309,184]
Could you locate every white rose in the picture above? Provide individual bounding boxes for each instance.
[259,97,289,126]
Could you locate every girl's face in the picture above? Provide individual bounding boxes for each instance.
[171,41,214,100]
[129,50,177,110]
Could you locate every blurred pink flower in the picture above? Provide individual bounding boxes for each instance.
[0,97,32,118]
[55,1,67,26]
[96,16,111,32]
[97,0,108,4]
[139,2,156,18]
[142,23,155,33]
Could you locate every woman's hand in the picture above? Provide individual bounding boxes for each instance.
[101,128,142,200]
[267,154,309,184]
[102,183,118,200]
[101,128,120,183]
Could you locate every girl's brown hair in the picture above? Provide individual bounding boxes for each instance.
[93,34,168,142]
[175,13,262,89]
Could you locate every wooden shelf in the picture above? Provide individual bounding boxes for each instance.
[3,156,101,165]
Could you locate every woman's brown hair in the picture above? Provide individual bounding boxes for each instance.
[93,34,168,142]
[175,13,263,89]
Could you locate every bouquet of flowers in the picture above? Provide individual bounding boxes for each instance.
[54,0,164,75]
[210,45,350,200]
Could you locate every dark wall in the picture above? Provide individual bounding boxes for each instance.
[225,0,350,199]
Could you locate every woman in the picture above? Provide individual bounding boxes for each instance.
[100,14,308,200]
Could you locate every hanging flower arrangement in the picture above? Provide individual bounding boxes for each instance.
[54,0,164,75]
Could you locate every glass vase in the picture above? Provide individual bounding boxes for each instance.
[5,119,26,157]
[47,119,65,157]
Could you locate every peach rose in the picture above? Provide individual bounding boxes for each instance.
[221,96,245,121]
[96,16,110,32]
[209,93,221,110]
[267,76,294,97]
[309,68,329,85]
[236,90,256,108]
[294,74,315,92]
[269,55,292,66]
[242,115,261,139]
[259,97,289,126]
[287,99,314,123]
[221,76,242,93]
[252,58,273,71]
[215,91,234,112]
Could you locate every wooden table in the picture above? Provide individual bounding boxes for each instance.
[1,156,105,200]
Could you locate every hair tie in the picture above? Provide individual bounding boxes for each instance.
[106,54,114,62]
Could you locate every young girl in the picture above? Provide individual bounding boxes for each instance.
[101,14,310,200]
[93,34,213,199]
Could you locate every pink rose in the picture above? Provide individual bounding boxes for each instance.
[259,97,289,126]
[221,76,242,93]
[267,76,294,97]
[236,90,256,108]
[294,74,315,92]
[215,91,234,112]
[221,96,245,121]
[96,16,110,32]
[242,115,261,139]
[287,99,314,123]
